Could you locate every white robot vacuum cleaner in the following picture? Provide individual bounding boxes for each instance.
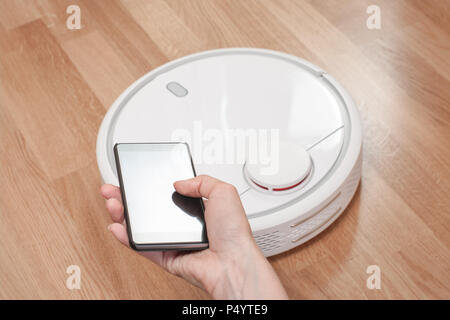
[97,48,362,257]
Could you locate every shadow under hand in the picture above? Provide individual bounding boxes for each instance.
[171,191,204,221]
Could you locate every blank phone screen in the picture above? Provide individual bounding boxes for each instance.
[115,143,207,245]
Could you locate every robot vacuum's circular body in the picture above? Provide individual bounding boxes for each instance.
[97,48,362,257]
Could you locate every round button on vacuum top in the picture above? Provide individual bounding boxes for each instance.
[245,142,312,192]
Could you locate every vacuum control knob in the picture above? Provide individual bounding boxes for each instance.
[244,141,312,192]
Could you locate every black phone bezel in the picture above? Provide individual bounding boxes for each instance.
[113,142,208,251]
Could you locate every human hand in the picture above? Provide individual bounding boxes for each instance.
[101,175,288,299]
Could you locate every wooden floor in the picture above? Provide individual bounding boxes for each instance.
[0,0,449,299]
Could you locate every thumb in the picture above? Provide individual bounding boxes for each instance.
[173,175,226,199]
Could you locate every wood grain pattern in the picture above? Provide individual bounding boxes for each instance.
[0,0,449,299]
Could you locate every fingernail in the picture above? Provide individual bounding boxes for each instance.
[107,224,112,231]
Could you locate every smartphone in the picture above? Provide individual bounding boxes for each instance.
[113,142,208,251]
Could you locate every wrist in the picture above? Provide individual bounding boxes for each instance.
[206,241,288,299]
